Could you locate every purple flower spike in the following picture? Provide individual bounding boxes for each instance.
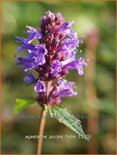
[15,11,87,106]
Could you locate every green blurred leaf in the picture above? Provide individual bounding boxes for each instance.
[13,97,36,113]
[48,105,89,141]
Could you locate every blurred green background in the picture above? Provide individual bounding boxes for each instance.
[1,1,116,154]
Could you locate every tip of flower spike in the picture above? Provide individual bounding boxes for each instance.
[55,12,64,22]
[55,12,62,17]
[46,11,55,18]
[46,10,51,14]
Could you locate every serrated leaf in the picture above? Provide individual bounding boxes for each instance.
[48,105,89,141]
[14,97,36,113]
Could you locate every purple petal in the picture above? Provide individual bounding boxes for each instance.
[34,44,48,65]
[57,37,79,61]
[34,80,46,93]
[15,36,35,56]
[50,60,62,77]
[61,56,76,66]
[66,29,78,39]
[64,57,87,75]
[58,22,74,32]
[24,73,36,84]
[16,44,48,71]
[17,57,36,72]
[15,26,43,49]
[16,46,24,55]
[49,79,77,100]
[57,80,77,97]
[24,26,43,44]
[58,89,77,97]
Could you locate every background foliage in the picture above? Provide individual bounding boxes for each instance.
[1,1,116,154]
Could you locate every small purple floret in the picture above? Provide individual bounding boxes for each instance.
[34,80,46,93]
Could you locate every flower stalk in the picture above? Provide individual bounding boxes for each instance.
[37,106,47,154]
[37,81,52,154]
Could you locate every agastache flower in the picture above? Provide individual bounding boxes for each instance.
[15,11,87,106]
[48,80,77,106]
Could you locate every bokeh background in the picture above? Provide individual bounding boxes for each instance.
[1,1,116,154]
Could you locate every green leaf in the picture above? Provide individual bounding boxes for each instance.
[13,97,36,113]
[48,105,89,141]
